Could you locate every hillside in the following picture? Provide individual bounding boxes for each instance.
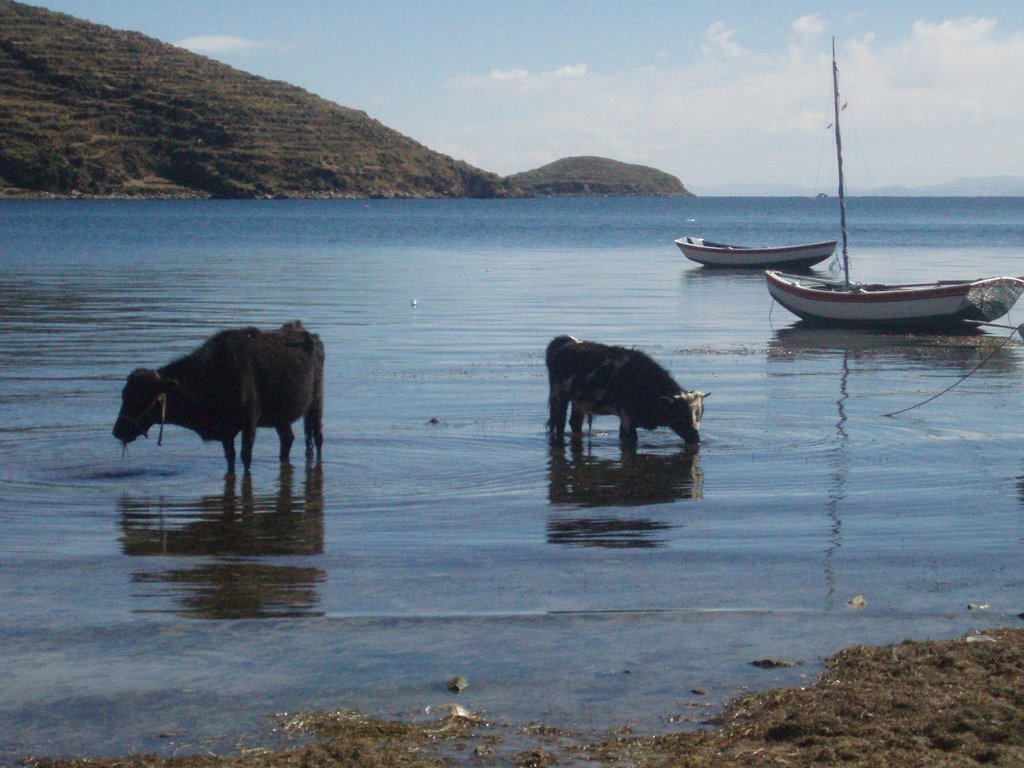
[507,156,693,197]
[0,0,511,198]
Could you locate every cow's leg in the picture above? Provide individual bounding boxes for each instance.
[618,412,638,442]
[569,402,586,437]
[304,404,323,461]
[240,424,257,471]
[548,389,570,440]
[239,399,260,471]
[240,431,255,471]
[277,423,295,464]
[222,438,237,474]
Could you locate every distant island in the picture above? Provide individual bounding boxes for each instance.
[508,156,693,197]
[0,0,692,200]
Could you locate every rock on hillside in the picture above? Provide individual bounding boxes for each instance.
[0,0,511,198]
[507,156,693,197]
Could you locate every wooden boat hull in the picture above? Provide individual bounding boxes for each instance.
[676,237,836,269]
[765,270,1024,330]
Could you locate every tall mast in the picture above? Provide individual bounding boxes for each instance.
[832,37,850,288]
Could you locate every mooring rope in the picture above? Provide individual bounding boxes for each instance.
[884,323,1024,417]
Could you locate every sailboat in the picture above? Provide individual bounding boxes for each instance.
[765,40,1024,331]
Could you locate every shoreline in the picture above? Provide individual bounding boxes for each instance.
[19,628,1024,768]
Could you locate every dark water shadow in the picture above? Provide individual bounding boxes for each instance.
[546,443,702,549]
[768,325,1021,374]
[118,464,325,618]
[1015,467,1024,507]
[75,467,177,480]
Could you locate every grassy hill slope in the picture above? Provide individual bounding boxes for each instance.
[0,0,511,198]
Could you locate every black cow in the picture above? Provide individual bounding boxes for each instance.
[113,322,324,473]
[546,335,708,444]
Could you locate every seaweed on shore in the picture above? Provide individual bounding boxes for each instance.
[20,629,1024,768]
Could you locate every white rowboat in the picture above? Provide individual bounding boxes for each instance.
[675,237,836,269]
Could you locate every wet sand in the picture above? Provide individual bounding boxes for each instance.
[20,628,1024,768]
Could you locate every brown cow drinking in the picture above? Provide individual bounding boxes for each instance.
[113,322,324,473]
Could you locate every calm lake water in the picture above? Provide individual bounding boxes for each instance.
[2,197,1024,758]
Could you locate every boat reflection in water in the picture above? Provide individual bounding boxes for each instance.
[119,464,325,618]
[546,442,702,549]
[768,325,1021,376]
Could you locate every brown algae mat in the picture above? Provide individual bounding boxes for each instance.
[20,628,1024,768]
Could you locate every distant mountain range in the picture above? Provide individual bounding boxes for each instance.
[694,176,1024,197]
[861,176,1024,197]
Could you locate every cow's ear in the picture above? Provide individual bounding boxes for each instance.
[656,395,676,417]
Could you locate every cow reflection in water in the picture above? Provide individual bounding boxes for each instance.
[547,443,703,548]
[119,464,325,618]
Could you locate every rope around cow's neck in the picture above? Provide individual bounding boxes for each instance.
[884,323,1024,417]
[120,392,168,444]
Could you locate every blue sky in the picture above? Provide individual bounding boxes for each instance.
[22,1,1024,193]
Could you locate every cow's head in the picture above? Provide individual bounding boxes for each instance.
[112,369,178,445]
[660,391,710,444]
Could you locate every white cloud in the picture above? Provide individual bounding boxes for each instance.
[448,63,590,96]
[792,14,825,42]
[176,35,264,55]
[479,64,587,84]
[489,68,530,81]
[553,64,587,78]
[912,16,996,45]
[701,22,745,59]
